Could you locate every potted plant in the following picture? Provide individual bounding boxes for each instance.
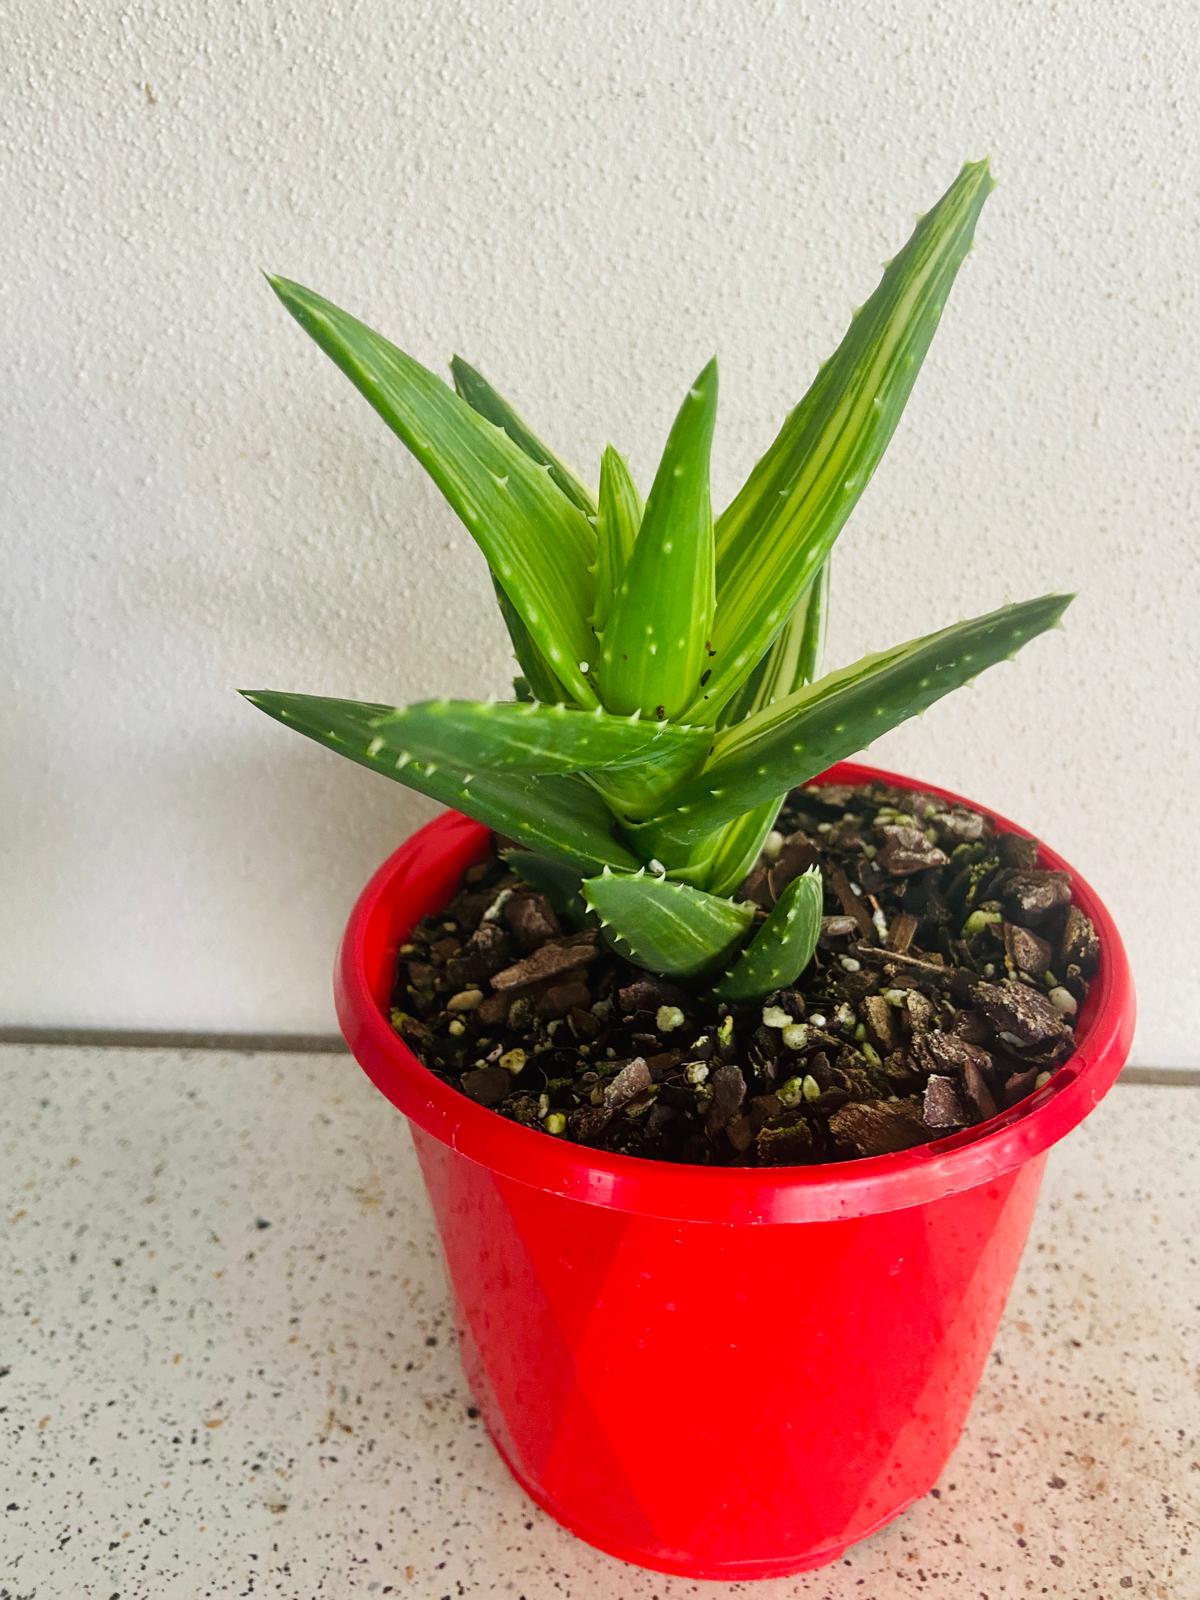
[244,158,1134,1579]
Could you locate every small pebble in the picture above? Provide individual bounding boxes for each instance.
[1048,986,1078,1017]
[394,782,1096,1171]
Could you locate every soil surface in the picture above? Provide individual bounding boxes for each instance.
[390,782,1100,1166]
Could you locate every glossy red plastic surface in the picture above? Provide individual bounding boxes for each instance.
[336,763,1135,1579]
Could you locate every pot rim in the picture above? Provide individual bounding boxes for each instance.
[335,761,1136,1224]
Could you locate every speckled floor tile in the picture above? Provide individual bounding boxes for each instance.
[1,1046,1195,1599]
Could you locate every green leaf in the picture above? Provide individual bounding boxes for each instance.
[503,850,590,926]
[448,358,590,702]
[591,445,643,632]
[717,559,831,728]
[268,276,598,706]
[240,690,638,873]
[585,742,713,828]
[714,867,823,999]
[581,870,755,978]
[694,160,994,721]
[491,579,568,705]
[450,354,595,515]
[677,562,831,891]
[242,691,708,780]
[636,592,1072,853]
[678,802,780,896]
[599,360,718,718]
[793,556,830,689]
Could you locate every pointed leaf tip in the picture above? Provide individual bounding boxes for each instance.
[582,871,754,978]
[714,866,823,1000]
[641,592,1068,852]
[961,154,998,194]
[600,365,718,718]
[591,444,644,633]
[268,279,599,705]
[450,352,596,517]
[701,158,996,720]
[691,356,719,395]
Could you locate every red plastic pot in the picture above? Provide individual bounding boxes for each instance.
[335,761,1135,1580]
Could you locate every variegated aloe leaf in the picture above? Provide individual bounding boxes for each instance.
[503,850,590,926]
[585,739,713,830]
[450,355,595,515]
[717,560,830,729]
[240,691,638,873]
[677,561,831,893]
[242,692,709,779]
[714,867,823,1000]
[637,592,1071,854]
[448,357,592,700]
[599,360,718,719]
[492,580,568,704]
[676,803,779,896]
[581,869,755,978]
[692,160,994,722]
[268,277,598,706]
[794,557,831,688]
[448,360,593,702]
[591,445,643,633]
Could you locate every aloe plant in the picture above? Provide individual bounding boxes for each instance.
[245,158,1071,999]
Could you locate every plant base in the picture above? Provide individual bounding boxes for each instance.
[391,781,1099,1168]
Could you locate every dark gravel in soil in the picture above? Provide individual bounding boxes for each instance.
[389,782,1100,1166]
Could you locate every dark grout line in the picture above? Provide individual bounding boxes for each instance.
[1119,1065,1200,1087]
[0,1028,1196,1086]
[0,1026,348,1054]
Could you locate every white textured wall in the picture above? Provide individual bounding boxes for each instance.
[4,2,1197,1062]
